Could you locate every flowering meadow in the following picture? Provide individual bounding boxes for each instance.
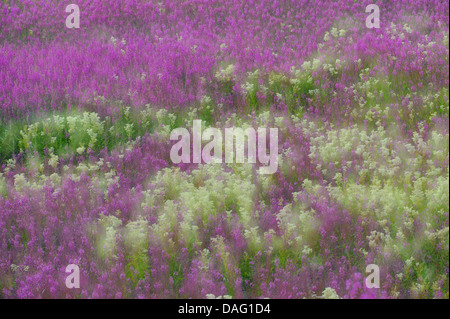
[0,0,449,299]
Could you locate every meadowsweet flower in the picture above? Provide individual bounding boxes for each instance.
[322,287,339,299]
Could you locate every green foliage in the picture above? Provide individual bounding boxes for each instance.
[0,120,24,163]
[0,106,165,164]
[125,251,150,285]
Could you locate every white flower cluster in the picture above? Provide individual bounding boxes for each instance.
[215,64,235,82]
[140,165,257,251]
[321,287,340,299]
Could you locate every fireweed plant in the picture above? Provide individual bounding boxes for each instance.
[0,0,448,299]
